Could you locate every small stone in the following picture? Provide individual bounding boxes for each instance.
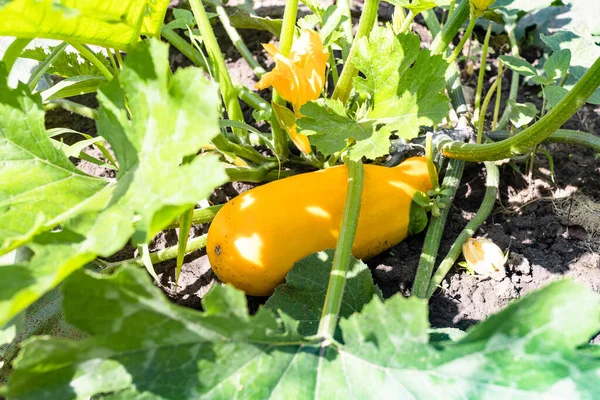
[509,253,531,275]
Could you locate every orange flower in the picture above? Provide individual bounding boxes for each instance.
[256,30,329,154]
[257,29,329,111]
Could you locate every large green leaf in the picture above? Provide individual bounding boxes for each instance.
[298,27,448,160]
[265,251,381,336]
[0,63,108,255]
[4,259,600,398]
[0,0,168,50]
[0,40,227,327]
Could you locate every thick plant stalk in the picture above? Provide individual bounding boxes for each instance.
[332,0,380,102]
[426,162,499,297]
[423,7,469,118]
[430,0,469,56]
[317,159,364,340]
[225,164,296,182]
[439,57,600,161]
[211,134,273,164]
[488,129,600,153]
[411,159,464,298]
[447,16,477,64]
[190,0,246,143]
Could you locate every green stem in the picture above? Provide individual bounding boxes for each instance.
[426,133,439,190]
[339,0,354,44]
[102,234,208,274]
[492,60,503,130]
[430,0,469,56]
[424,7,469,118]
[166,204,224,229]
[426,161,498,298]
[317,159,364,340]
[269,0,298,159]
[447,16,477,64]
[399,10,415,33]
[235,84,271,113]
[439,57,600,161]
[115,50,125,69]
[477,74,502,143]
[487,129,600,153]
[162,27,209,70]
[212,134,274,164]
[332,0,380,102]
[190,0,246,143]
[496,25,520,130]
[474,22,493,123]
[44,99,98,119]
[69,43,113,80]
[27,42,68,91]
[411,159,464,298]
[226,164,296,182]
[328,50,339,87]
[2,38,31,73]
[176,207,194,285]
[213,1,266,76]
[392,6,406,34]
[106,47,119,75]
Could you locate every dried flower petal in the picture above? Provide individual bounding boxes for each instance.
[462,237,507,277]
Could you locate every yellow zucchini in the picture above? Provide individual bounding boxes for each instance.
[207,156,433,296]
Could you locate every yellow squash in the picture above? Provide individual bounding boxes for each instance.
[207,156,433,296]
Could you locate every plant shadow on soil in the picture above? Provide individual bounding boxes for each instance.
[43,3,600,341]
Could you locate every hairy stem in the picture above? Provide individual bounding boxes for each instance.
[411,159,464,298]
[190,0,246,143]
[496,25,520,130]
[426,161,499,297]
[474,22,493,123]
[439,56,600,161]
[317,159,364,340]
[332,0,380,102]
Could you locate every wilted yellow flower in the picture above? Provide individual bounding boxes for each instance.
[256,29,329,112]
[462,237,507,277]
[470,0,495,13]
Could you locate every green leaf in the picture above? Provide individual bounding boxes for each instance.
[354,28,448,138]
[507,100,538,127]
[40,75,106,101]
[265,250,380,336]
[0,64,108,255]
[544,49,571,81]
[347,125,392,161]
[298,99,374,157]
[163,8,197,30]
[499,55,538,77]
[229,7,283,37]
[383,0,451,13]
[20,45,111,78]
[544,84,569,108]
[6,274,600,399]
[541,30,600,105]
[5,266,303,399]
[140,0,170,37]
[0,0,152,50]
[0,39,227,327]
[408,199,429,235]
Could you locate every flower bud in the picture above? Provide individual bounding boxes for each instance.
[470,0,495,14]
[462,237,507,277]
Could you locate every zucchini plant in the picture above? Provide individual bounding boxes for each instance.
[0,0,599,398]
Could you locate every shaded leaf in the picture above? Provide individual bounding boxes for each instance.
[20,45,111,78]
[499,55,538,77]
[265,250,380,336]
[507,100,538,127]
